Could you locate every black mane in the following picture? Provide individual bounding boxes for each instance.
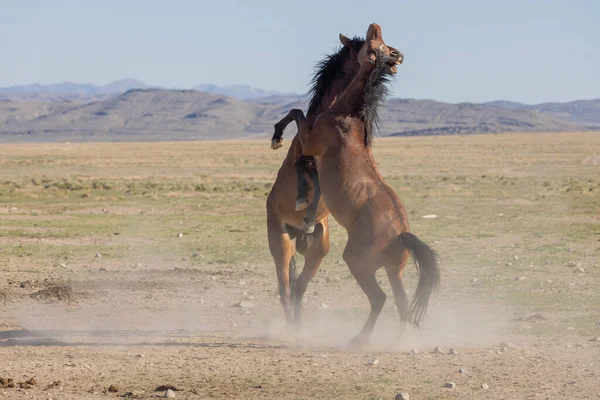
[360,59,394,147]
[306,37,365,117]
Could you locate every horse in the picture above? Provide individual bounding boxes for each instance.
[289,23,441,347]
[266,34,368,331]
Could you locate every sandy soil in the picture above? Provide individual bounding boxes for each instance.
[1,135,599,399]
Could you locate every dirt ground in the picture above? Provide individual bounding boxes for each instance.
[0,133,599,399]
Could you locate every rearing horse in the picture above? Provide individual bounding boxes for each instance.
[292,23,440,347]
[266,34,368,330]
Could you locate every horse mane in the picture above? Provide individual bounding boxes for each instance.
[306,37,365,118]
[360,58,394,147]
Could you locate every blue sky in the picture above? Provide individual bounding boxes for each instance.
[1,0,598,103]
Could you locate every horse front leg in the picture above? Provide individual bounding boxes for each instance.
[302,160,320,233]
[294,156,311,212]
[271,109,310,150]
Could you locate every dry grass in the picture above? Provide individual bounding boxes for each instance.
[0,132,599,399]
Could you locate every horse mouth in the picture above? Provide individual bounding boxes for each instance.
[388,60,401,74]
[386,56,403,74]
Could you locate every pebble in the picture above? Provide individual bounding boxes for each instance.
[505,262,513,267]
[410,348,419,355]
[444,382,456,389]
[576,267,585,273]
[95,253,102,258]
[513,255,519,260]
[176,233,183,238]
[481,383,489,390]
[368,359,379,366]
[458,367,467,374]
[165,389,176,398]
[449,348,458,355]
[108,385,119,393]
[471,278,478,283]
[59,263,67,268]
[593,337,600,342]
[320,303,329,309]
[422,214,437,219]
[433,346,445,354]
[515,276,525,281]
[395,393,410,400]
[499,346,507,352]
[233,301,253,308]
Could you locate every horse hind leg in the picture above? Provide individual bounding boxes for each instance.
[268,228,295,328]
[344,250,387,348]
[384,250,411,338]
[292,220,329,330]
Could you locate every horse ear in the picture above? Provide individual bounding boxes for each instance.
[339,34,351,48]
[367,23,381,40]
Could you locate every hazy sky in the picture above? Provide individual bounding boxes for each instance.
[1,0,598,103]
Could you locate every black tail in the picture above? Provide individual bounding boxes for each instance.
[398,232,440,328]
[289,253,297,303]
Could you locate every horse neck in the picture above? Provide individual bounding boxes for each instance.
[331,65,372,116]
[307,64,359,123]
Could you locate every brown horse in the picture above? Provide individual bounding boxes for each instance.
[292,23,440,347]
[266,34,367,330]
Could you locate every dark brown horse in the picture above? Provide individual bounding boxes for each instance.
[266,34,367,330]
[291,23,440,347]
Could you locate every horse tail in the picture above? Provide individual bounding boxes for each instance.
[397,232,440,328]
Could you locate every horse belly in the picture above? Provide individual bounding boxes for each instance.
[269,160,328,230]
[318,170,371,230]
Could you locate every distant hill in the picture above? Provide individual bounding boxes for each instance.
[0,79,149,102]
[195,84,298,100]
[486,98,600,126]
[0,80,297,103]
[382,99,576,136]
[0,88,589,143]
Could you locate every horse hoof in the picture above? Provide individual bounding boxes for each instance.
[287,321,302,334]
[347,335,369,349]
[303,221,315,234]
[271,138,283,150]
[295,199,308,211]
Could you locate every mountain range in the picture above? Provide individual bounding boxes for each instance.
[0,80,598,142]
[0,80,292,102]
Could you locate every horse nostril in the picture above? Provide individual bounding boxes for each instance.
[391,50,401,59]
